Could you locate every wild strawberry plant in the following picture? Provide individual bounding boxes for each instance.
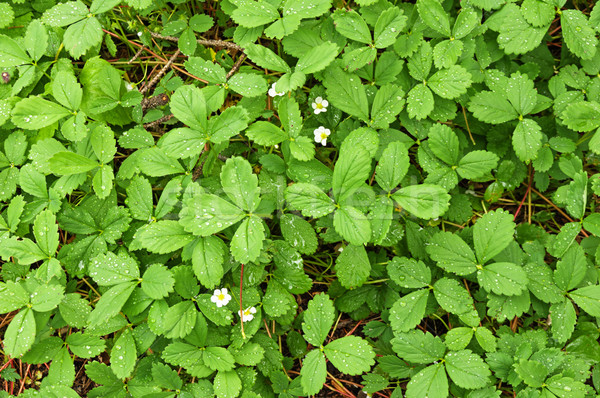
[0,0,600,397]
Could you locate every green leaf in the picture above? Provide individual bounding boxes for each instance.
[185,57,226,84]
[0,34,31,67]
[263,279,296,317]
[300,350,327,396]
[4,308,36,357]
[203,347,235,372]
[282,0,332,19]
[192,236,225,288]
[244,44,291,73]
[42,0,87,26]
[12,97,71,129]
[163,300,197,339]
[428,65,472,99]
[512,118,543,162]
[152,363,183,391]
[59,294,91,328]
[433,277,474,315]
[230,342,264,366]
[496,4,548,55]
[406,84,434,120]
[547,222,580,258]
[52,71,82,110]
[124,175,152,221]
[445,327,474,351]
[48,152,97,175]
[230,215,265,263]
[521,0,555,27]
[392,331,446,363]
[31,282,64,312]
[453,7,480,38]
[43,347,75,387]
[231,0,279,28]
[323,68,369,121]
[562,101,600,131]
[376,142,410,192]
[554,245,587,291]
[433,39,464,69]
[474,327,496,352]
[335,244,371,289]
[63,17,103,58]
[583,213,600,236]
[159,128,206,159]
[295,42,338,74]
[405,363,448,398]
[445,349,491,389]
[374,6,407,48]
[302,293,335,346]
[91,166,113,199]
[280,214,318,255]
[89,251,140,286]
[550,300,576,344]
[214,370,242,398]
[389,289,429,333]
[417,0,451,36]
[332,143,371,203]
[285,183,335,218]
[136,220,195,254]
[387,257,431,288]
[264,16,301,39]
[392,184,450,219]
[427,231,477,275]
[138,147,185,177]
[33,209,59,257]
[473,209,515,264]
[90,124,117,164]
[110,329,136,379]
[66,332,105,358]
[408,41,433,81]
[170,85,207,131]
[141,264,175,299]
[566,172,587,220]
[0,3,13,30]
[333,206,371,245]
[246,121,288,146]
[569,285,600,317]
[428,124,459,166]
[227,73,267,97]
[275,71,306,92]
[221,157,261,211]
[331,9,371,43]
[370,84,405,129]
[468,91,519,123]
[478,262,528,296]
[514,359,548,388]
[0,281,29,313]
[324,336,375,375]
[87,281,136,326]
[524,263,564,304]
[179,194,245,236]
[561,10,598,60]
[505,72,538,116]
[457,151,499,179]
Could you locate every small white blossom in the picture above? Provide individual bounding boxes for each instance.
[239,306,257,322]
[125,83,134,91]
[311,96,329,114]
[274,144,279,149]
[210,288,232,308]
[268,82,285,97]
[137,31,143,37]
[313,126,331,146]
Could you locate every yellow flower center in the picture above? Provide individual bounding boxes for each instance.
[218,294,225,300]
[320,133,328,140]
[316,103,323,109]
[244,309,252,315]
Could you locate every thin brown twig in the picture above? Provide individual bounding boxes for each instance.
[150,32,244,51]
[225,54,247,80]
[140,49,181,94]
[527,184,589,237]
[127,46,144,64]
[143,113,174,129]
[462,105,476,145]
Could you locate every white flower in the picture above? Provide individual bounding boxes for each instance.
[239,306,257,322]
[210,288,232,308]
[311,96,329,114]
[125,83,134,91]
[137,31,143,37]
[313,126,331,146]
[268,82,285,97]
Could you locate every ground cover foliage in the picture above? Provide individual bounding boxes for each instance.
[0,0,600,396]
